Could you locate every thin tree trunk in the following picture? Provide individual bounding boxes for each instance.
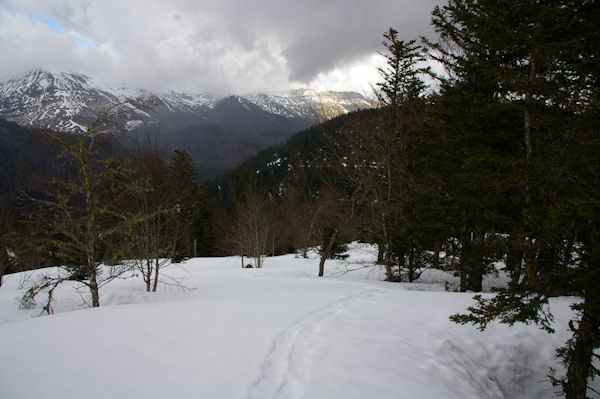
[523,58,535,206]
[459,233,470,292]
[384,243,394,282]
[381,210,395,282]
[152,257,159,292]
[146,259,152,292]
[524,58,535,160]
[82,142,100,307]
[318,228,338,277]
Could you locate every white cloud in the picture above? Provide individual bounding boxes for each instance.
[0,0,443,94]
[307,53,386,97]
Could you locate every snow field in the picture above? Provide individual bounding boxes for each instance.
[0,245,587,398]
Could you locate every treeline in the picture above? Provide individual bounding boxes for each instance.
[211,1,599,397]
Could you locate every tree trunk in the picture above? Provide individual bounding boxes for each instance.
[460,232,484,292]
[459,235,471,292]
[564,299,600,399]
[318,228,338,277]
[145,259,152,292]
[89,266,100,307]
[459,267,467,292]
[152,257,159,292]
[524,58,535,160]
[506,237,524,286]
[384,242,394,281]
[407,251,415,282]
[468,269,483,292]
[318,254,327,277]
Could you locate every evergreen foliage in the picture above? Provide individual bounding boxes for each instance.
[423,1,599,396]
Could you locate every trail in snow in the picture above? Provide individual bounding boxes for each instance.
[0,250,581,399]
[246,287,385,399]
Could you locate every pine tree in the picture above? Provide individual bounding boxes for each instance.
[372,28,428,281]
[377,28,427,108]
[169,150,212,261]
[426,1,600,396]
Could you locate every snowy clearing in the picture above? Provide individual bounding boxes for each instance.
[0,244,589,398]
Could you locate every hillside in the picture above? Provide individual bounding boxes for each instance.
[0,244,582,399]
[206,107,382,202]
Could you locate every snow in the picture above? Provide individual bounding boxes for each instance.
[1,71,376,136]
[0,244,589,399]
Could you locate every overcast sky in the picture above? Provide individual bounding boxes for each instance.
[0,0,442,94]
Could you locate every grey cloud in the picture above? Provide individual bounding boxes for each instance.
[0,0,443,93]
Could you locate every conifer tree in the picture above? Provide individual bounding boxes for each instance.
[169,150,198,261]
[425,1,600,396]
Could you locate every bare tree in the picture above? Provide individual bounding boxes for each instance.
[226,187,272,268]
[127,132,175,292]
[278,167,350,277]
[315,29,428,282]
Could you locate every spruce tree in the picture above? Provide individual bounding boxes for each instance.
[425,1,600,396]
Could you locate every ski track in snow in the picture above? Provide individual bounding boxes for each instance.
[245,287,385,399]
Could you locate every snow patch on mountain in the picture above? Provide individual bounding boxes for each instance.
[0,70,375,134]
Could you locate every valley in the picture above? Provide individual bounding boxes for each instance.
[0,70,374,179]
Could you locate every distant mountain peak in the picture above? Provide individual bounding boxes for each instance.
[0,69,376,180]
[0,69,375,134]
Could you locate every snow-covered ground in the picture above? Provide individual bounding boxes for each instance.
[0,244,588,398]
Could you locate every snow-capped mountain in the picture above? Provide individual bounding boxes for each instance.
[0,70,375,179]
[0,70,375,135]
[0,70,119,132]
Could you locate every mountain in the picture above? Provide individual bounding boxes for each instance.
[0,70,375,179]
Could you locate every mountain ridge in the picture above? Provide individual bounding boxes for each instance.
[0,70,375,179]
[0,70,375,135]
